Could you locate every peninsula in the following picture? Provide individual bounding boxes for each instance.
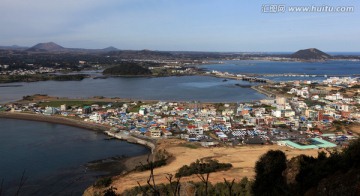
[1,85,359,195]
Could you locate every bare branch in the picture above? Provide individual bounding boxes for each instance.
[137,181,147,196]
[224,178,235,196]
[15,170,27,196]
[0,178,4,196]
[196,173,210,196]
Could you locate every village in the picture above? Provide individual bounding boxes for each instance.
[1,76,359,151]
[0,66,58,75]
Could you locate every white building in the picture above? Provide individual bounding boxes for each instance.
[272,110,282,118]
[89,112,102,123]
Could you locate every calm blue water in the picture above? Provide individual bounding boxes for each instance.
[0,118,149,195]
[0,76,266,103]
[2,60,357,103]
[201,60,360,76]
[263,76,325,82]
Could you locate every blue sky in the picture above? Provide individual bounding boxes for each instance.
[1,0,359,52]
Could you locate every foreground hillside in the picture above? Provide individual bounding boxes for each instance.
[84,139,319,195]
[85,138,360,195]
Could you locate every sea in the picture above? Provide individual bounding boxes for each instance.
[201,60,360,82]
[0,118,149,195]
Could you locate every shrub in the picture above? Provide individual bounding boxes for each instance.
[94,177,112,188]
[175,159,232,178]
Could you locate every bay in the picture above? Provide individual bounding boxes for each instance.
[0,118,149,195]
[0,76,266,103]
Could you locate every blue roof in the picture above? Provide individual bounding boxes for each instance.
[139,128,148,133]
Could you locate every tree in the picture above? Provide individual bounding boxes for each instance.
[103,186,118,196]
[252,150,289,196]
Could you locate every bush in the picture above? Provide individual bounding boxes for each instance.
[175,159,232,178]
[94,177,112,188]
[135,159,167,171]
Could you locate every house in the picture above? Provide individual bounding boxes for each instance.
[89,112,102,123]
[44,107,57,115]
[200,139,219,147]
[139,107,147,115]
[162,129,173,137]
[150,128,161,138]
[272,110,282,118]
[60,104,67,111]
[82,106,92,114]
[245,136,265,145]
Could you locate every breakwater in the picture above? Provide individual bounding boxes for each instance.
[105,131,156,154]
[251,85,275,98]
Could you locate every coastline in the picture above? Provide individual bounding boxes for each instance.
[0,111,154,175]
[0,111,156,153]
[251,85,276,98]
[0,112,153,195]
[105,131,156,154]
[0,112,109,132]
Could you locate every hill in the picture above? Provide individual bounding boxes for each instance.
[27,42,65,52]
[103,62,152,76]
[291,48,331,60]
[102,46,118,52]
[107,49,173,60]
[93,138,360,196]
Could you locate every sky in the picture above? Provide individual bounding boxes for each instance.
[1,0,359,52]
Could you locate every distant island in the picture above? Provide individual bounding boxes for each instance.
[291,48,332,60]
[103,62,152,76]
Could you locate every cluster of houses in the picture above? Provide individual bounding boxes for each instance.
[1,96,358,149]
[1,76,359,149]
[323,77,359,86]
[0,67,57,75]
